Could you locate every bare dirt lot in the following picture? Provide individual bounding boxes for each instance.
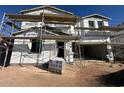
[0,61,123,87]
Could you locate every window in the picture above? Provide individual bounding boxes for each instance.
[98,21,104,27]
[88,21,95,28]
[31,39,42,53]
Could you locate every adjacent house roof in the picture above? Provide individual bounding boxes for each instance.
[116,22,124,27]
[82,14,111,20]
[20,5,74,15]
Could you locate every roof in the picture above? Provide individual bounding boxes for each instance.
[82,14,111,20]
[20,5,74,15]
[116,22,124,27]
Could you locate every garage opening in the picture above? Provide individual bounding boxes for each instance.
[72,43,108,60]
[57,42,64,58]
[83,44,107,60]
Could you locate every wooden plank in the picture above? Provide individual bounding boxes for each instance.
[12,28,69,36]
[75,27,124,31]
[40,26,124,31]
[74,41,124,45]
[5,13,78,24]
[1,35,79,40]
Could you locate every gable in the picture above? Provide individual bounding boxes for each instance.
[82,14,110,21]
[83,17,107,21]
[21,6,73,16]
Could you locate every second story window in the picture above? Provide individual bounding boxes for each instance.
[88,21,95,28]
[98,21,104,27]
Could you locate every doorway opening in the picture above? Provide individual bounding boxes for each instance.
[57,42,64,58]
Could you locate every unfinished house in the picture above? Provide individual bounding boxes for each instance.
[0,6,115,67]
[73,14,113,61]
[7,5,79,65]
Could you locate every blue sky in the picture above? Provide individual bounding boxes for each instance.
[0,5,124,26]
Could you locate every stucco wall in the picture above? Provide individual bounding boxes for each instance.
[10,31,58,64]
[81,17,109,28]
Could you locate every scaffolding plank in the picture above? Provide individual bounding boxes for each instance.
[5,13,78,24]
[75,27,124,31]
[1,35,79,40]
[12,27,69,36]
[74,41,124,45]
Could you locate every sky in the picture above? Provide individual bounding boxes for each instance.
[0,5,124,26]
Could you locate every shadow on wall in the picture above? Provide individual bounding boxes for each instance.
[98,69,124,86]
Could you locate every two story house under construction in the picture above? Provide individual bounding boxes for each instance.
[0,5,114,66]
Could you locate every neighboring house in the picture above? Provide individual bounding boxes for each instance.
[10,5,114,64]
[116,22,124,27]
[110,23,124,61]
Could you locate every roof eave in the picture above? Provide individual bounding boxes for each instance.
[82,14,111,20]
[20,5,74,15]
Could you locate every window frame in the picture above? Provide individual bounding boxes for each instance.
[88,21,95,28]
[97,21,104,27]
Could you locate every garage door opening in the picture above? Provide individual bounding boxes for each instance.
[72,43,108,60]
[83,44,107,60]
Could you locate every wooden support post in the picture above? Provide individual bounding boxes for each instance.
[36,11,44,67]
[2,43,8,70]
[19,33,26,66]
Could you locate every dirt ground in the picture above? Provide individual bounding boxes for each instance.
[0,60,123,87]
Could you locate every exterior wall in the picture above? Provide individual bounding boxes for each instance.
[82,17,109,28]
[76,17,110,43]
[11,33,58,64]
[74,17,110,37]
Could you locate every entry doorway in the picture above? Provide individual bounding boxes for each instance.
[57,42,64,58]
